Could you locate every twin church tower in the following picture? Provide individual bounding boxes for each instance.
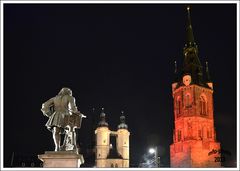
[95,109,130,167]
[94,7,221,168]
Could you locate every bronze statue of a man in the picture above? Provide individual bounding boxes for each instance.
[41,87,86,152]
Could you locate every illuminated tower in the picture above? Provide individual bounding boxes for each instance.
[95,108,110,167]
[170,7,221,167]
[116,111,130,167]
[95,109,130,168]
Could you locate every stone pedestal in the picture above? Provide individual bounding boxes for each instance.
[38,151,84,168]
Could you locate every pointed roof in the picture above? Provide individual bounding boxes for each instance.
[97,108,108,127]
[118,111,128,129]
[173,6,213,89]
[181,6,205,86]
[186,6,196,47]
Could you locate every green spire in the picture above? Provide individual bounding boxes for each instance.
[182,6,204,86]
[186,6,196,47]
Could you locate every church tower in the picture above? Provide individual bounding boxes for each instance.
[95,109,130,168]
[170,7,221,167]
[95,108,110,167]
[116,111,130,167]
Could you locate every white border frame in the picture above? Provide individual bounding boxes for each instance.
[0,0,239,170]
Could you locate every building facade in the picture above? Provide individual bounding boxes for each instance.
[170,7,221,167]
[95,109,130,168]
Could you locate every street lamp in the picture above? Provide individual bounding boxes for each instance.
[149,148,155,154]
[148,147,160,167]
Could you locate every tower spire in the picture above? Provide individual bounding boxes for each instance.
[186,6,195,47]
[182,6,204,86]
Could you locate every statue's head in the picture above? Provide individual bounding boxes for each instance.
[58,87,72,96]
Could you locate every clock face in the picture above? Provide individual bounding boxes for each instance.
[183,75,191,86]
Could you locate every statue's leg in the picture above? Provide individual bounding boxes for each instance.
[73,128,77,148]
[52,127,61,151]
[61,128,69,150]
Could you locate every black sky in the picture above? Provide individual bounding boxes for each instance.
[3,3,237,167]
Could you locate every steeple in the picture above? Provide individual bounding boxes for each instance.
[118,111,128,129]
[182,6,203,86]
[183,6,198,54]
[186,6,196,47]
[98,108,108,127]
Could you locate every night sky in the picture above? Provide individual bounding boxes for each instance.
[3,3,237,167]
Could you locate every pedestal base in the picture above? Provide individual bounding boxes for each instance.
[38,151,84,168]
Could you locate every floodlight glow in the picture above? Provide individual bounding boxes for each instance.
[149,148,155,154]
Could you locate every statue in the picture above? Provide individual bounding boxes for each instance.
[41,87,86,152]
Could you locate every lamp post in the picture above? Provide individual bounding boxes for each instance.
[149,147,160,167]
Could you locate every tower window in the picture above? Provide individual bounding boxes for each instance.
[200,95,207,115]
[177,130,181,142]
[176,97,181,117]
[207,129,212,138]
[185,94,191,107]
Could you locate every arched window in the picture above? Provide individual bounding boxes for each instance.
[115,163,118,168]
[200,95,207,115]
[111,163,114,168]
[176,96,181,117]
[185,93,191,107]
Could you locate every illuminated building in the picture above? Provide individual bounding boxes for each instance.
[95,109,130,167]
[170,7,221,167]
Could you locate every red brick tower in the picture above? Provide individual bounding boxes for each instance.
[170,7,221,167]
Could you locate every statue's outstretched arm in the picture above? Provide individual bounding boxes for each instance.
[41,97,54,117]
